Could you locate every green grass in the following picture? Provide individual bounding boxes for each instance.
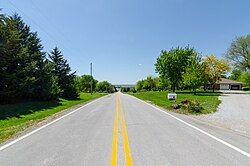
[0,93,106,144]
[129,91,221,115]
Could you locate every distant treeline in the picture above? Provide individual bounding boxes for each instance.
[74,75,116,93]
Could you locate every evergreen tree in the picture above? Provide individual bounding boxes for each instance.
[0,14,32,101]
[35,59,61,100]
[49,47,79,99]
[0,14,61,102]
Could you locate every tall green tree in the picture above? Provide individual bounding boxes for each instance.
[0,14,61,102]
[226,34,250,71]
[238,72,250,87]
[0,14,23,101]
[35,59,61,100]
[49,47,79,99]
[183,54,206,94]
[155,77,170,91]
[155,47,195,92]
[229,69,242,80]
[136,80,144,91]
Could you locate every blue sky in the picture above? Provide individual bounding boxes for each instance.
[1,0,250,84]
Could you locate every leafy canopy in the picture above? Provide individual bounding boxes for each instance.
[203,55,231,91]
[183,54,207,93]
[155,46,196,92]
[226,34,250,71]
[96,81,114,93]
[74,75,98,93]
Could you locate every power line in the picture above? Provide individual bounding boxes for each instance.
[28,0,73,45]
[6,0,80,57]
[28,0,87,59]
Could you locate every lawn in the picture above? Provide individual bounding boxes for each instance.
[129,91,221,115]
[0,93,106,144]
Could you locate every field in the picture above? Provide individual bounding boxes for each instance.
[0,93,106,144]
[129,91,221,114]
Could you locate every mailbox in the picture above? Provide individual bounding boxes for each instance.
[168,93,177,100]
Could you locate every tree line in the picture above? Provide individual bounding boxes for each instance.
[136,76,169,92]
[0,13,114,104]
[0,13,79,103]
[74,75,115,93]
[136,34,250,93]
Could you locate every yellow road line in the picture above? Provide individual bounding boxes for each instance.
[118,95,133,166]
[110,95,119,166]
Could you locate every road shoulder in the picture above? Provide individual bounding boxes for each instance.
[0,94,109,148]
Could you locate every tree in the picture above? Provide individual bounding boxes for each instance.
[0,14,61,102]
[0,14,26,101]
[238,72,250,87]
[35,59,61,100]
[96,81,114,93]
[74,75,98,93]
[135,76,159,91]
[49,47,79,99]
[229,69,242,80]
[142,76,156,91]
[203,55,231,92]
[136,76,169,91]
[155,77,170,91]
[136,80,144,91]
[183,54,206,94]
[226,34,250,71]
[155,47,196,92]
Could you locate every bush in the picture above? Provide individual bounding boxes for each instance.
[181,99,203,113]
[242,87,250,91]
[187,100,203,113]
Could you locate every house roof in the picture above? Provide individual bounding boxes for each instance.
[217,78,243,84]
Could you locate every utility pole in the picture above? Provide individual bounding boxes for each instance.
[90,63,93,95]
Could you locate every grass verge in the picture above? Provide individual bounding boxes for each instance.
[0,93,106,144]
[129,91,221,115]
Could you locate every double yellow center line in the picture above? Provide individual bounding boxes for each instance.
[111,94,133,166]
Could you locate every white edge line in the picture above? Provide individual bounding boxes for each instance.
[127,94,250,158]
[0,95,108,151]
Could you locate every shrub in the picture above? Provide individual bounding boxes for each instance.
[187,100,203,113]
[181,99,203,113]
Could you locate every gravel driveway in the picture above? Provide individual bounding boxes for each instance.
[197,93,250,135]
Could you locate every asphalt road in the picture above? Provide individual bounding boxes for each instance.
[0,92,250,166]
